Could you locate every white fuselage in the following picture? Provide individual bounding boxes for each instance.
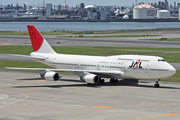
[31,52,176,80]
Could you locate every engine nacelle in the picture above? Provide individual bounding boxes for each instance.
[83,74,100,84]
[44,72,60,81]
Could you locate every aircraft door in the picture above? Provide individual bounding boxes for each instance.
[97,61,104,70]
[97,62,101,70]
[145,64,149,73]
[76,62,80,69]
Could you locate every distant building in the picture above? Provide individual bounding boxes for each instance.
[23,4,27,10]
[46,4,52,15]
[157,10,170,19]
[100,8,107,20]
[123,15,129,19]
[79,3,85,9]
[85,5,98,20]
[133,4,156,19]
[179,7,180,20]
[38,15,69,20]
[87,10,97,20]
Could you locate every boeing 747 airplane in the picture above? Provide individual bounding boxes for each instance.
[7,25,176,88]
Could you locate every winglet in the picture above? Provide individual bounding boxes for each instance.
[27,25,44,51]
[27,25,56,54]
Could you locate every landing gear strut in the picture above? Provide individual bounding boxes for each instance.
[154,79,160,88]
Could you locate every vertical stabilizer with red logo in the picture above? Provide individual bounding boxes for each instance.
[27,25,56,54]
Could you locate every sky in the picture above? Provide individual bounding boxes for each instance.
[1,0,180,7]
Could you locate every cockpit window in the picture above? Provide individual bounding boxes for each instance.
[158,59,166,62]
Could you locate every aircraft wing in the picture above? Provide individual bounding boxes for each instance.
[6,67,50,71]
[5,67,125,77]
[9,54,32,58]
[54,69,125,77]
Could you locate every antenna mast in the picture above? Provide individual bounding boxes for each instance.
[65,0,67,9]
[43,0,45,15]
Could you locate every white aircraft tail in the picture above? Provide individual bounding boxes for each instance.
[27,25,56,54]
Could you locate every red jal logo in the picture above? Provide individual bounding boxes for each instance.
[129,60,142,69]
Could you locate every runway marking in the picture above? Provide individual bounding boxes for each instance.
[0,93,28,108]
[0,94,9,100]
[37,80,46,81]
[0,104,169,112]
[133,113,180,120]
[94,106,113,108]
[1,43,11,45]
[164,113,177,116]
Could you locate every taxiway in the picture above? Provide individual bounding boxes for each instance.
[0,71,180,120]
[0,31,180,119]
[1,31,180,48]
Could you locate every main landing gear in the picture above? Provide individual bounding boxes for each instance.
[154,79,160,88]
[110,78,118,83]
[99,79,105,83]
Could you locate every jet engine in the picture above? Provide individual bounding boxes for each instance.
[83,74,100,84]
[44,72,60,81]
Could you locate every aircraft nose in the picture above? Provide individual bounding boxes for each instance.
[169,66,176,76]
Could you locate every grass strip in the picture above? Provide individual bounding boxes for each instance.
[0,29,180,35]
[0,31,83,35]
[156,53,180,63]
[0,60,50,68]
[93,29,180,34]
[162,70,180,82]
[0,60,51,72]
[1,46,180,54]
[57,35,161,38]
[0,46,160,56]
[1,46,180,62]
[139,38,180,41]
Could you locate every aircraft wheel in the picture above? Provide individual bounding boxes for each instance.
[154,84,160,88]
[115,79,118,83]
[110,78,115,83]
[99,79,105,83]
[110,78,118,83]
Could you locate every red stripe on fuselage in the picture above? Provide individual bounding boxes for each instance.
[27,25,44,51]
[135,60,140,68]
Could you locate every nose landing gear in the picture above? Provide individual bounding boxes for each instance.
[154,79,160,88]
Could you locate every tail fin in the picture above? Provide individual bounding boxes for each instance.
[27,25,56,54]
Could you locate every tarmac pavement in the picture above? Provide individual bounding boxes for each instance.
[0,71,180,120]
